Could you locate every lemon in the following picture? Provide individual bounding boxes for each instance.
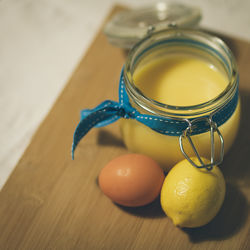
[160,157,226,228]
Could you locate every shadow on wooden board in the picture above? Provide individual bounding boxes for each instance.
[222,91,250,182]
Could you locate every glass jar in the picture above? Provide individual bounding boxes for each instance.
[120,29,240,171]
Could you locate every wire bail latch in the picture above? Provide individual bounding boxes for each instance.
[179,117,224,170]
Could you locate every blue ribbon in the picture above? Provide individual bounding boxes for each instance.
[72,69,238,159]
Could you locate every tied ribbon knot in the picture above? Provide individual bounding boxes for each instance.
[72,99,139,159]
[72,68,239,159]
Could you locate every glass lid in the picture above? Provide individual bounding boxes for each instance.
[104,2,202,49]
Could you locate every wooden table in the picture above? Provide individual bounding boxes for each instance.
[0,6,249,249]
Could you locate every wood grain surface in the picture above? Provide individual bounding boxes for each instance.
[0,6,250,250]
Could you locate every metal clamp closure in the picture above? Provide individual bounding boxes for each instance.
[179,116,224,170]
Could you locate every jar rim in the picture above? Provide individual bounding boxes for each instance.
[124,28,238,118]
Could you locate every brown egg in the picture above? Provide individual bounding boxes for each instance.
[98,154,165,207]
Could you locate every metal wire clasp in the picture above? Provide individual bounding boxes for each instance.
[179,117,224,170]
[147,23,177,36]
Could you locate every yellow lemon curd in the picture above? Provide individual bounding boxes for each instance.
[120,55,240,170]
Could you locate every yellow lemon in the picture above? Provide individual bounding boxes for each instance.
[160,157,226,228]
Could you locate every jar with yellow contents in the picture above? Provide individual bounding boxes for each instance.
[119,28,240,170]
[72,3,240,171]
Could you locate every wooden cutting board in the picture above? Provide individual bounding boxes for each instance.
[0,5,250,249]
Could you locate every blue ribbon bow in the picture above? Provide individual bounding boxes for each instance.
[72,69,238,159]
